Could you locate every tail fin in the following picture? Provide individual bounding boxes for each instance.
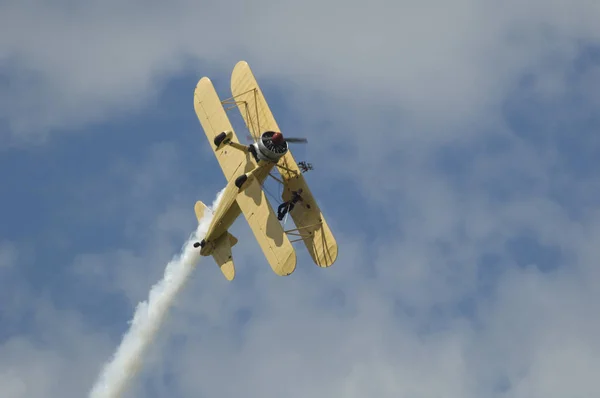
[194,200,210,222]
[194,200,238,281]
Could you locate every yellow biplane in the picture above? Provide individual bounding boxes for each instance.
[191,61,338,280]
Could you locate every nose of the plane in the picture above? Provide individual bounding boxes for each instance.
[271,131,284,144]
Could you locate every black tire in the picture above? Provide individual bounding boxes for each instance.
[214,132,227,148]
[193,239,206,249]
[235,174,248,188]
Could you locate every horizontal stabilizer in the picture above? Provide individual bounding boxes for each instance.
[211,231,236,281]
[194,200,237,281]
[228,232,238,247]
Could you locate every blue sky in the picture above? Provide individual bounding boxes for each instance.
[1,1,600,397]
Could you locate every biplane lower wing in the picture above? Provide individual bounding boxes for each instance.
[194,77,246,181]
[230,60,338,267]
[236,177,296,276]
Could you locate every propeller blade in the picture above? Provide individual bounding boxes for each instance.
[285,137,308,143]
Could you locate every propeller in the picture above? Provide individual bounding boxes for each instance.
[284,137,308,143]
[271,131,307,144]
[246,132,308,144]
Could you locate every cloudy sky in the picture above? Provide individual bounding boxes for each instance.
[2,0,600,397]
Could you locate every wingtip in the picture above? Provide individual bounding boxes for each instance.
[225,271,235,281]
[231,60,252,84]
[316,239,339,268]
[280,249,297,276]
[197,76,212,88]
[220,260,236,281]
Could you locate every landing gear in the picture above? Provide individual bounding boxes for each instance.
[193,239,206,248]
[248,144,259,163]
[235,174,248,188]
[214,131,229,148]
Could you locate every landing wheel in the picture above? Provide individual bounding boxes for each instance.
[214,132,227,148]
[193,239,206,248]
[235,174,248,188]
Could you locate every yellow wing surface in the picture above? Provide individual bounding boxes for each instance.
[194,74,296,277]
[194,77,246,181]
[236,177,297,276]
[230,61,338,267]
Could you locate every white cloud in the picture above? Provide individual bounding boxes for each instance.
[0,242,17,269]
[0,299,115,398]
[3,150,600,398]
[1,0,600,397]
[1,0,599,143]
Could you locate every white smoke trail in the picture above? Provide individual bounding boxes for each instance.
[88,188,225,398]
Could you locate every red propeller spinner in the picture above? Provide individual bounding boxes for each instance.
[271,131,284,145]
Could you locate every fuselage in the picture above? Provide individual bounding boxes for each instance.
[199,160,276,256]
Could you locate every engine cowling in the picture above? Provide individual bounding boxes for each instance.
[252,131,288,162]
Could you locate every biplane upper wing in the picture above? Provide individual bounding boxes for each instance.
[230,61,338,267]
[194,76,246,181]
[236,176,297,276]
[195,75,296,276]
